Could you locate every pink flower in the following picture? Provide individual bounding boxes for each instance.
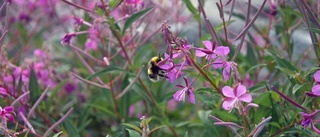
[222,84,252,111]
[85,38,98,51]
[306,70,320,97]
[173,77,195,104]
[61,33,76,46]
[299,110,320,134]
[195,40,229,59]
[0,106,15,122]
[34,49,46,58]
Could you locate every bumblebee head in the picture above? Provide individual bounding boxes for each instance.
[149,54,163,67]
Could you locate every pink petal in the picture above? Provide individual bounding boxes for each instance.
[239,94,252,103]
[195,49,207,57]
[222,86,235,98]
[312,85,320,95]
[222,98,234,110]
[315,70,320,82]
[215,46,230,56]
[0,87,8,96]
[167,71,176,83]
[5,114,14,122]
[236,84,247,97]
[173,90,185,102]
[212,57,224,68]
[188,91,195,104]
[202,41,213,50]
[160,63,173,70]
[306,91,320,97]
[223,64,231,82]
[4,106,14,112]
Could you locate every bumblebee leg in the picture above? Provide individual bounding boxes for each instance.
[157,73,168,78]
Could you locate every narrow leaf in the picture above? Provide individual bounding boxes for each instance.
[126,128,141,137]
[86,66,132,79]
[123,123,142,133]
[52,131,63,137]
[63,118,80,137]
[122,7,153,35]
[28,66,40,103]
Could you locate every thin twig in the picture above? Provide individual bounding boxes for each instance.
[233,0,267,41]
[11,91,30,106]
[116,68,142,99]
[198,0,222,45]
[43,108,73,137]
[27,87,50,119]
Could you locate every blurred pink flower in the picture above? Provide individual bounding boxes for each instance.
[61,33,76,46]
[0,106,15,123]
[173,77,195,104]
[34,49,46,58]
[85,38,98,51]
[126,0,144,8]
[129,105,135,117]
[222,84,252,111]
[167,99,178,111]
[0,87,8,97]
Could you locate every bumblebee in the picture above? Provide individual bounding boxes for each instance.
[148,54,167,82]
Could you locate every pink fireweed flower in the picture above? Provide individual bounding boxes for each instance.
[173,77,196,104]
[73,16,84,28]
[299,110,320,134]
[34,49,46,58]
[158,54,177,83]
[222,84,252,111]
[61,33,76,46]
[195,40,230,59]
[306,70,320,97]
[0,106,15,123]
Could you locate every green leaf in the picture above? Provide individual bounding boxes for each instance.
[109,0,120,10]
[87,104,115,117]
[254,91,271,107]
[246,43,258,66]
[126,128,141,137]
[123,123,142,133]
[268,50,298,71]
[198,110,212,123]
[184,131,189,137]
[63,118,80,137]
[86,66,133,79]
[194,87,214,94]
[28,66,40,103]
[150,125,166,133]
[307,28,320,34]
[52,131,63,137]
[212,110,238,122]
[275,66,296,76]
[122,7,153,35]
[183,0,200,21]
[292,83,308,94]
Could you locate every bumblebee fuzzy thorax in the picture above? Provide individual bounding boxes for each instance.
[147,55,166,82]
